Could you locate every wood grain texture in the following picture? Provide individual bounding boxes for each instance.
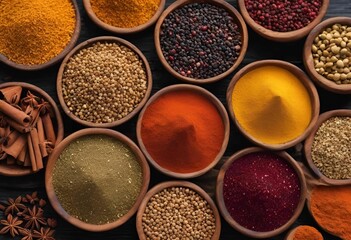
[0,0,350,239]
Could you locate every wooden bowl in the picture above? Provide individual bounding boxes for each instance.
[216,147,307,239]
[0,0,81,71]
[136,181,221,240]
[83,0,165,34]
[0,82,64,176]
[238,0,329,42]
[57,36,153,128]
[303,17,351,94]
[136,84,230,179]
[226,59,320,150]
[304,109,351,185]
[154,0,248,84]
[45,128,150,232]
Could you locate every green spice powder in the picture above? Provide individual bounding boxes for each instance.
[52,134,142,225]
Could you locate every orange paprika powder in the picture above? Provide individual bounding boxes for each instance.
[293,226,323,240]
[140,89,225,174]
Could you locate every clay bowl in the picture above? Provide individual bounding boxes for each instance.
[45,128,150,232]
[136,181,221,240]
[304,109,351,185]
[226,59,320,150]
[0,82,64,176]
[303,17,351,94]
[57,36,153,128]
[0,0,81,71]
[83,0,165,34]
[136,84,230,179]
[238,0,329,42]
[154,0,248,84]
[216,147,307,239]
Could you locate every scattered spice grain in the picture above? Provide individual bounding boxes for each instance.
[62,42,147,124]
[160,3,242,79]
[52,134,142,225]
[142,187,216,240]
[223,152,301,232]
[0,0,75,65]
[293,225,323,240]
[311,116,351,179]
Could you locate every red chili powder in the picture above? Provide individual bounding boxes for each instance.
[140,89,224,174]
[223,152,301,232]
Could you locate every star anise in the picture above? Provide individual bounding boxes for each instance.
[32,227,55,240]
[23,206,47,230]
[19,228,34,240]
[4,196,26,215]
[0,214,23,237]
[39,199,46,208]
[47,218,57,228]
[26,192,39,205]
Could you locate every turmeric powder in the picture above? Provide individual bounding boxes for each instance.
[0,0,75,65]
[90,0,161,28]
[293,226,323,240]
[231,65,312,145]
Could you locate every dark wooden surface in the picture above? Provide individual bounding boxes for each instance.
[0,1,350,239]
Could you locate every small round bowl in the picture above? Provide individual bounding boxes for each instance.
[285,225,323,240]
[304,109,351,185]
[0,0,81,71]
[136,84,230,179]
[136,181,221,240]
[303,17,351,94]
[45,128,150,232]
[226,59,320,150]
[238,0,329,42]
[154,0,248,84]
[0,82,64,176]
[83,0,165,34]
[216,147,307,239]
[57,36,153,128]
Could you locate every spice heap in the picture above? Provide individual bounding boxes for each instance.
[223,152,301,232]
[0,86,57,172]
[0,192,57,239]
[142,186,216,239]
[310,186,351,240]
[311,116,351,179]
[62,42,147,124]
[292,226,323,240]
[160,3,242,79]
[52,134,142,225]
[231,65,312,145]
[90,0,160,28]
[0,0,75,65]
[140,89,224,174]
[244,0,322,32]
[312,24,351,84]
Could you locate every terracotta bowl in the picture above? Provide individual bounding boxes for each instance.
[0,82,64,176]
[83,0,165,34]
[136,181,221,240]
[226,59,320,150]
[304,109,351,185]
[45,128,150,232]
[136,84,230,179]
[303,17,351,94]
[0,0,81,71]
[57,36,153,128]
[238,0,329,42]
[154,0,248,84]
[216,147,307,239]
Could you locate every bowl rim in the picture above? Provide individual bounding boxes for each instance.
[56,36,153,128]
[0,0,81,71]
[136,84,230,179]
[215,147,307,239]
[303,17,351,94]
[45,128,150,232]
[136,180,221,240]
[226,59,320,150]
[0,82,64,176]
[238,0,330,42]
[82,0,166,34]
[154,0,248,84]
[304,109,351,185]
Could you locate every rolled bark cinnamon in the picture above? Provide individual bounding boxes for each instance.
[0,86,22,104]
[2,134,26,158]
[30,128,43,170]
[17,145,27,164]
[0,100,31,126]
[27,134,38,172]
[4,117,31,133]
[41,113,56,144]
[37,117,48,157]
[3,130,20,147]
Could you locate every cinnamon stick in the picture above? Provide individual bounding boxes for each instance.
[41,113,56,144]
[3,130,20,147]
[27,134,38,172]
[2,134,26,158]
[0,100,31,126]
[37,117,48,157]
[17,145,27,164]
[0,86,22,104]
[4,117,31,133]
[23,145,31,167]
[30,128,43,170]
